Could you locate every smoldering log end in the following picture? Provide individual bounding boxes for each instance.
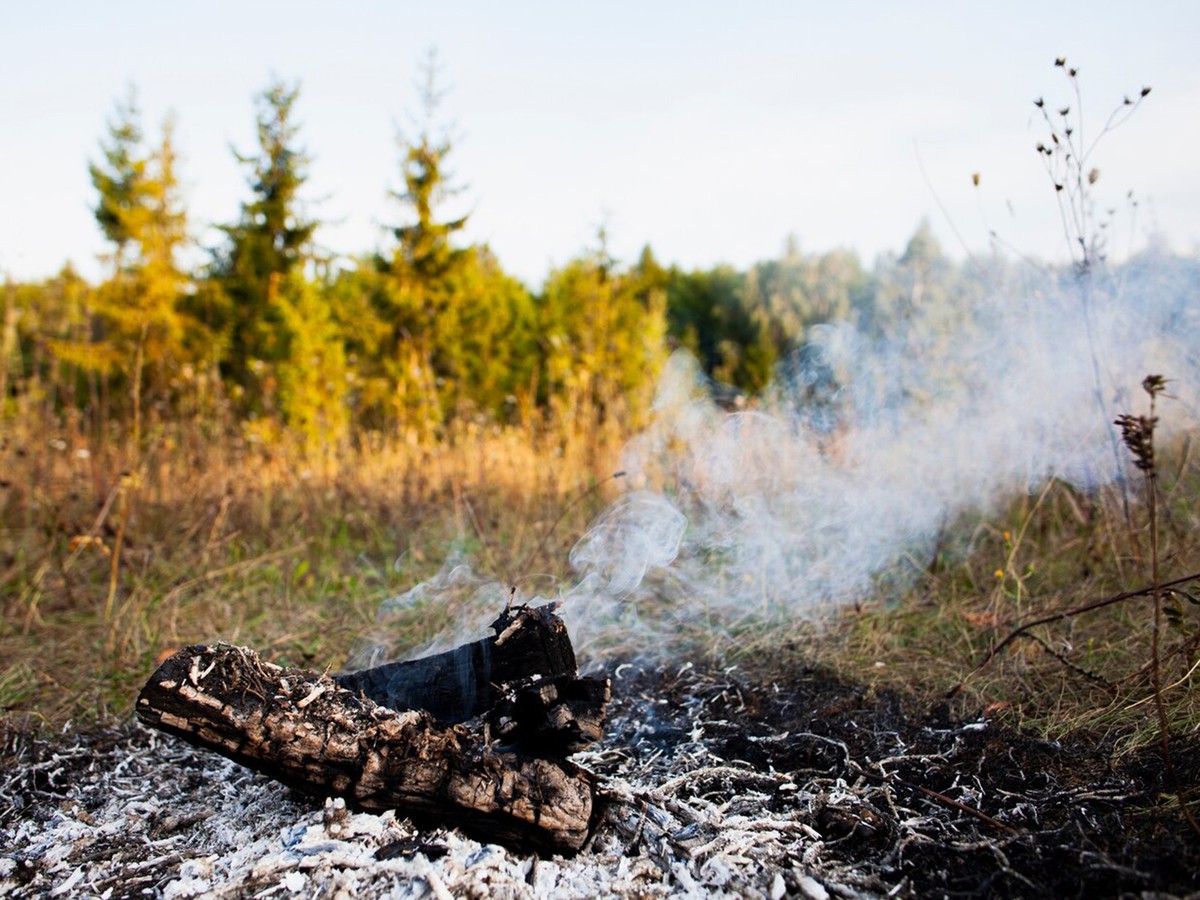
[332,602,579,723]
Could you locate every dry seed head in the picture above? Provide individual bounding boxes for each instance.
[69,535,112,557]
[1114,413,1157,474]
[1142,374,1167,398]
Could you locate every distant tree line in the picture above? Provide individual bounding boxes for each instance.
[2,74,1188,451]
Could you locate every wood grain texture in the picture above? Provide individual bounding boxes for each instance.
[136,606,609,854]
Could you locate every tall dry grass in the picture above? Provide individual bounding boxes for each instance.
[0,408,627,726]
[4,395,1200,765]
[788,440,1200,757]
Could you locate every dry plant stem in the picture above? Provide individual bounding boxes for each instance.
[1145,442,1167,769]
[108,329,147,647]
[947,570,1200,698]
[1142,400,1200,838]
[517,469,626,574]
[459,496,500,580]
[996,478,1057,621]
[1126,654,1200,710]
[19,560,52,634]
[1025,631,1113,691]
[914,785,1020,837]
[104,482,128,627]
[1033,63,1150,526]
[21,477,127,634]
[850,762,1020,837]
[1081,275,1135,534]
[160,542,311,605]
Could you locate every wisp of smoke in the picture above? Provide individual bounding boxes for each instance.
[366,258,1200,662]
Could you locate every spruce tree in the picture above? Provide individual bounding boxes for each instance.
[89,88,145,276]
[211,80,317,402]
[375,54,472,434]
[85,95,193,427]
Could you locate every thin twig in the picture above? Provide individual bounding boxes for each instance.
[1024,631,1115,692]
[517,470,625,574]
[161,542,312,604]
[1124,655,1200,711]
[946,570,1200,698]
[852,762,1020,837]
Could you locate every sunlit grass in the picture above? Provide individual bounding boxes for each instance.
[0,413,625,726]
[3,412,1199,759]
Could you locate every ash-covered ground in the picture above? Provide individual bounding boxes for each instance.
[2,660,1198,898]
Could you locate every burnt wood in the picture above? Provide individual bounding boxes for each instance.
[333,603,578,722]
[486,673,611,755]
[135,604,609,854]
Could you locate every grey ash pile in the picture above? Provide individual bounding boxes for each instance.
[3,661,1197,898]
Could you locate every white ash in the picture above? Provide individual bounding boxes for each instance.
[0,669,885,899]
[5,660,1161,899]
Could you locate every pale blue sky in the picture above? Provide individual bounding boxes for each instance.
[2,1,1197,286]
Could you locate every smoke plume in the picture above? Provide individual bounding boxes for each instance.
[559,258,1200,649]
[364,255,1200,662]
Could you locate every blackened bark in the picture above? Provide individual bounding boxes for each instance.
[135,605,609,854]
[333,603,577,722]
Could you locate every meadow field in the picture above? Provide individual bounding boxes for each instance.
[4,375,1199,766]
[4,65,1200,871]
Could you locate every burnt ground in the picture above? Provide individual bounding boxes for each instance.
[600,660,1200,898]
[2,658,1199,898]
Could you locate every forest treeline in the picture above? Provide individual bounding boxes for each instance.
[1,77,1187,450]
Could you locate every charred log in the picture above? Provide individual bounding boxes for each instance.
[333,603,578,723]
[135,605,610,855]
[487,673,611,755]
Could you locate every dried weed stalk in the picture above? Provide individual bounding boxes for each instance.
[1034,57,1152,530]
[1032,57,1150,274]
[1115,377,1200,836]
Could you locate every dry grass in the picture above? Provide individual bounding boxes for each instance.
[772,467,1200,756]
[4,413,1199,760]
[0,414,626,726]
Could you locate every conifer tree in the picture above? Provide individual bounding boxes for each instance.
[89,88,145,276]
[539,234,669,428]
[438,246,537,421]
[84,95,193,427]
[211,80,317,402]
[665,265,775,394]
[106,118,191,387]
[388,59,468,287]
[374,53,473,434]
[274,273,349,449]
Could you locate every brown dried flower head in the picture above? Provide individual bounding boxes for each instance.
[1114,413,1157,474]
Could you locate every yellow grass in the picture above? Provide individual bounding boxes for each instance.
[3,413,1199,760]
[0,413,626,725]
